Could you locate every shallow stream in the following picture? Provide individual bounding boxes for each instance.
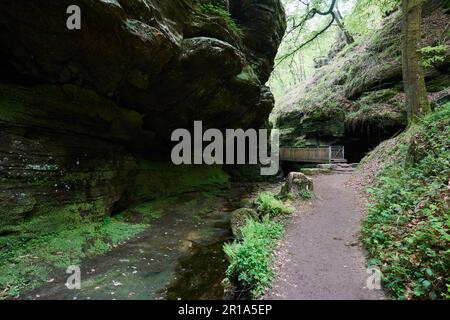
[23,185,255,300]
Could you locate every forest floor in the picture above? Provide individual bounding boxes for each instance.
[266,173,386,300]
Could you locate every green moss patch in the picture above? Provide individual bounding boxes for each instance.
[345,89,407,131]
[0,209,147,299]
[0,162,229,299]
[197,2,243,37]
[129,161,229,203]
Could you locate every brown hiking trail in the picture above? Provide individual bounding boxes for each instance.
[266,173,386,300]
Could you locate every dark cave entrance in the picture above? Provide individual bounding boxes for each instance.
[339,122,406,163]
[280,122,407,172]
[339,138,376,164]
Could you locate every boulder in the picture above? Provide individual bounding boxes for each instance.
[230,208,259,240]
[280,172,314,199]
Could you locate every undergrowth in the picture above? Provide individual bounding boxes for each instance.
[362,103,450,300]
[224,217,285,298]
[254,192,293,217]
[224,191,292,298]
[420,44,448,69]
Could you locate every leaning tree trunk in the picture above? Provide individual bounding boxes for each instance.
[333,8,354,44]
[402,0,430,124]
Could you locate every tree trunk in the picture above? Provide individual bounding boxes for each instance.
[402,0,430,124]
[333,8,354,44]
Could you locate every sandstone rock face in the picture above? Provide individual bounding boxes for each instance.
[274,3,449,162]
[280,172,314,199]
[0,1,286,232]
[0,0,286,139]
[230,208,259,240]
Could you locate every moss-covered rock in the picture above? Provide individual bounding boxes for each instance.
[426,74,450,92]
[299,168,332,176]
[230,208,259,240]
[279,172,314,199]
[274,6,449,149]
[0,0,286,143]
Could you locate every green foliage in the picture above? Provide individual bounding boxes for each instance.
[224,191,292,297]
[224,217,285,298]
[269,0,341,101]
[347,0,400,36]
[86,239,110,256]
[362,103,450,300]
[254,192,293,217]
[198,3,242,37]
[0,208,147,299]
[281,188,314,201]
[299,189,314,200]
[420,45,448,69]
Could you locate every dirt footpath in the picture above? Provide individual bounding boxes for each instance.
[266,173,386,300]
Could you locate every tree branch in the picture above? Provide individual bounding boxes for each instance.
[278,0,339,67]
[277,13,336,66]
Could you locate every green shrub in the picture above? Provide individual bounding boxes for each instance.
[420,45,448,69]
[254,192,293,217]
[198,3,243,37]
[224,217,284,298]
[362,103,450,300]
[299,189,314,200]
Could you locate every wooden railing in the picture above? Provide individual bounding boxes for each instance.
[280,146,346,163]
